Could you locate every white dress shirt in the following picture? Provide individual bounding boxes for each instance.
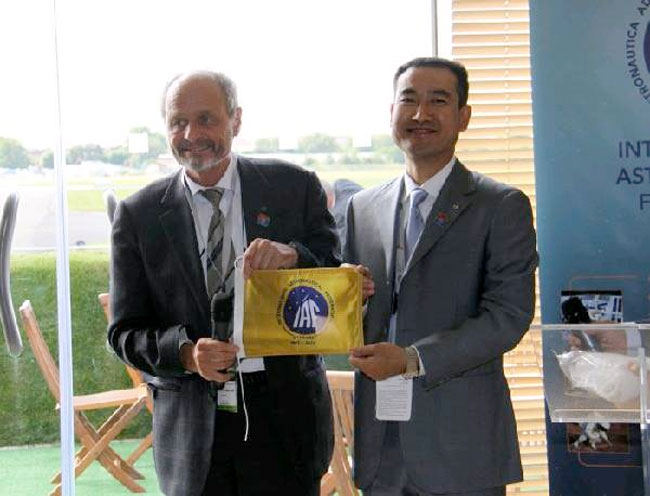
[396,157,456,278]
[392,156,456,375]
[183,154,265,373]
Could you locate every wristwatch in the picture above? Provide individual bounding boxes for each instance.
[402,345,420,379]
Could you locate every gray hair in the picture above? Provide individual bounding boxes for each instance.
[160,70,239,120]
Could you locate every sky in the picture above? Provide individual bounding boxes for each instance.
[0,0,433,151]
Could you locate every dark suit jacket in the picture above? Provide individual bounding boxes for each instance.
[108,157,338,496]
[344,160,538,493]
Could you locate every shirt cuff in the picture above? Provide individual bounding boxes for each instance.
[178,326,193,349]
[411,345,426,377]
[178,326,195,375]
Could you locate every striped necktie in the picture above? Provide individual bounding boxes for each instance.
[200,188,230,296]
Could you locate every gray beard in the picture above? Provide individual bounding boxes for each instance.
[177,156,219,173]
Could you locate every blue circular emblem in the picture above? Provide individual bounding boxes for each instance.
[283,286,329,335]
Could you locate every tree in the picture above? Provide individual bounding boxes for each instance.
[105,146,129,165]
[337,151,362,166]
[371,134,404,164]
[0,137,30,169]
[66,144,105,164]
[128,127,168,168]
[298,133,340,153]
[132,127,167,155]
[253,138,279,153]
[371,134,394,150]
[40,150,54,169]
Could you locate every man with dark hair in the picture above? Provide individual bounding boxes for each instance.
[393,56,470,108]
[345,56,538,495]
[108,70,336,496]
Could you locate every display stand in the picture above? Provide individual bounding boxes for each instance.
[542,323,650,493]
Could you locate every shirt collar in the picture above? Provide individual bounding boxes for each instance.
[403,156,456,200]
[183,153,237,195]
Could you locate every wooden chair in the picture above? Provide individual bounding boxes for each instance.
[321,370,358,496]
[19,300,148,495]
[102,292,356,492]
[98,292,154,465]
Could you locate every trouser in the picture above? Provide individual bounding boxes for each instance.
[364,422,505,496]
[200,372,320,496]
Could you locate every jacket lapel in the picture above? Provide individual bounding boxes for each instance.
[238,157,284,243]
[238,157,263,243]
[158,170,209,321]
[406,160,475,272]
[379,178,403,285]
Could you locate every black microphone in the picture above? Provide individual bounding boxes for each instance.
[211,290,234,341]
[209,290,235,394]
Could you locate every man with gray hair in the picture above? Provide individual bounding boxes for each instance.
[108,70,337,495]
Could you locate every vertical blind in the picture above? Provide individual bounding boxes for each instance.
[452,0,535,206]
[451,0,539,324]
[450,2,548,494]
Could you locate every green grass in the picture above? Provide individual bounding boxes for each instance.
[78,175,161,186]
[1,251,351,447]
[0,440,162,495]
[0,250,150,447]
[0,440,355,495]
[0,251,354,493]
[67,188,139,211]
[65,165,402,212]
[46,165,405,212]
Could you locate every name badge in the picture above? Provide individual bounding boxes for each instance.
[375,375,412,421]
[217,381,238,413]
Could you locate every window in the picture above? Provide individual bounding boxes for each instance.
[447,2,547,493]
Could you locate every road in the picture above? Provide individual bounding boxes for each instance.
[3,188,111,251]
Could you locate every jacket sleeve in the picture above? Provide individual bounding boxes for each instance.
[107,200,188,378]
[290,170,341,269]
[415,189,538,388]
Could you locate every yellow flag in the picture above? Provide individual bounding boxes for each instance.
[241,267,363,357]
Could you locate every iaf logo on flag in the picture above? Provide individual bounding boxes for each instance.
[282,285,330,336]
[240,267,362,357]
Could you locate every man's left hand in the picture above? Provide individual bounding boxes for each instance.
[349,343,407,381]
[341,263,375,301]
[242,238,298,279]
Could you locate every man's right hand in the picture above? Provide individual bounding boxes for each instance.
[180,338,238,382]
[349,342,407,381]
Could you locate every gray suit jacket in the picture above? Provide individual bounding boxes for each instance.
[344,160,538,493]
[108,157,338,495]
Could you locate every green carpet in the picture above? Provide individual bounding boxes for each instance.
[0,439,162,495]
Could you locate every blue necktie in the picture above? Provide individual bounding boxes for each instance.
[405,188,428,262]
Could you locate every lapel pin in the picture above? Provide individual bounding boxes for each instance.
[452,203,460,210]
[435,212,448,225]
[256,211,271,227]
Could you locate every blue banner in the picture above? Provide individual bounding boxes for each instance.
[530,1,650,494]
